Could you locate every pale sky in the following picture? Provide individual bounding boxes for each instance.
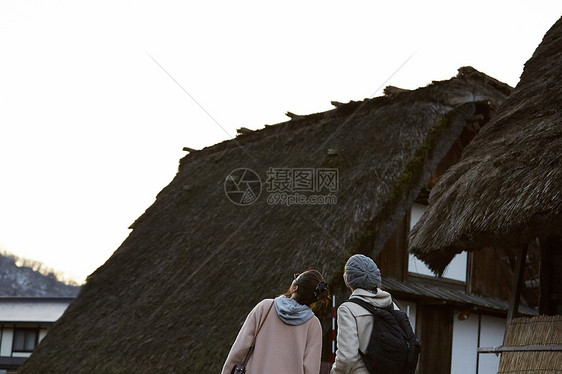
[1,1,560,283]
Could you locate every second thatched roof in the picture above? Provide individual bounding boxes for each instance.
[409,16,562,275]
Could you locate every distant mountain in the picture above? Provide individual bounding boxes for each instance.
[0,253,80,297]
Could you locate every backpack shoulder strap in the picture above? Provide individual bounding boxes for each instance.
[254,301,274,338]
[346,298,405,335]
[346,297,380,315]
[240,301,274,366]
[346,297,395,314]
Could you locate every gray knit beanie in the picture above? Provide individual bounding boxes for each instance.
[344,254,382,290]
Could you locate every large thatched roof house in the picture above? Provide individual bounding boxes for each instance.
[20,67,512,374]
[410,16,562,374]
[409,16,562,314]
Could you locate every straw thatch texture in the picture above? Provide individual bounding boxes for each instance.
[409,16,562,275]
[19,68,510,374]
[497,315,562,373]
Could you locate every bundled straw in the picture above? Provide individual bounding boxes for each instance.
[498,315,562,373]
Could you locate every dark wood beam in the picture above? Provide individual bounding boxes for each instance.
[539,237,553,315]
[539,235,562,315]
[507,244,528,323]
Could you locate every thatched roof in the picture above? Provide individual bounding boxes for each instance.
[409,16,562,275]
[20,67,510,373]
[497,315,562,373]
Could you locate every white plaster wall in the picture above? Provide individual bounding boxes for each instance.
[39,328,48,343]
[451,313,479,374]
[395,300,417,331]
[408,252,468,281]
[0,328,13,357]
[408,203,435,276]
[12,351,31,358]
[478,315,505,374]
[408,203,467,281]
[410,203,426,230]
[442,252,468,282]
[408,253,435,277]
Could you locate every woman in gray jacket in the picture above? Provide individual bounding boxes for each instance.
[331,254,397,374]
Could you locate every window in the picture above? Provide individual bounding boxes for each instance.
[13,328,38,352]
[408,203,467,282]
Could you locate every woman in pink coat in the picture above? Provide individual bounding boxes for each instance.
[221,269,330,374]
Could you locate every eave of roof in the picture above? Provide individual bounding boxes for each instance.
[384,277,537,316]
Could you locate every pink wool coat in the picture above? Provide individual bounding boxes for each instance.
[221,299,323,374]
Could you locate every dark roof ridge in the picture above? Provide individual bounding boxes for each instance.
[179,66,511,166]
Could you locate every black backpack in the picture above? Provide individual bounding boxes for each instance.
[345,298,421,374]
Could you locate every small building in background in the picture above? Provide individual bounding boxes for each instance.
[0,298,74,374]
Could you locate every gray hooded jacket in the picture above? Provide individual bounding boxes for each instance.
[331,288,397,374]
[274,295,314,325]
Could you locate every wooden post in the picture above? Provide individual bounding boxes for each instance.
[539,235,562,315]
[507,244,528,323]
[539,237,553,315]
